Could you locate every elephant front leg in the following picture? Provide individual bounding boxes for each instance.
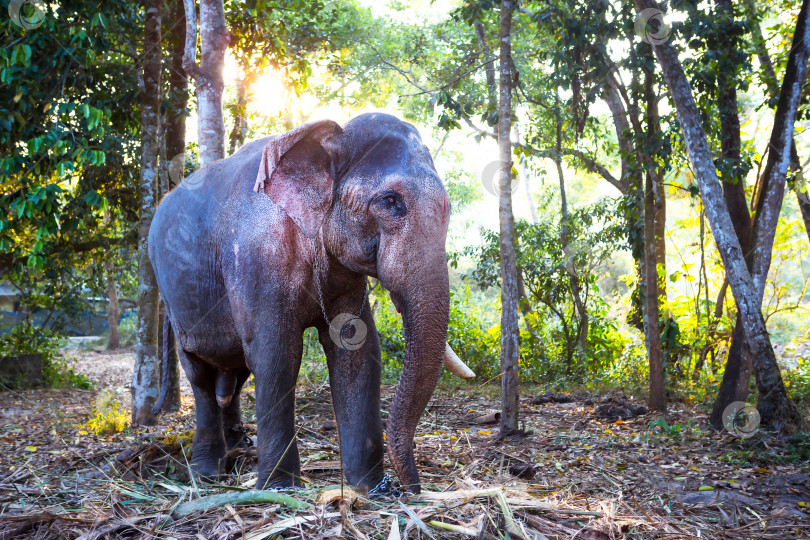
[319,305,385,490]
[247,334,303,489]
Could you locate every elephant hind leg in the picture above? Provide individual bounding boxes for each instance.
[221,368,253,475]
[222,368,252,450]
[179,349,227,481]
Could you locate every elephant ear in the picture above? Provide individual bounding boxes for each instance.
[254,120,343,238]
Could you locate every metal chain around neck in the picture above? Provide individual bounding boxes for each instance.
[313,239,368,329]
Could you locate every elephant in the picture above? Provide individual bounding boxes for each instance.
[148,112,472,494]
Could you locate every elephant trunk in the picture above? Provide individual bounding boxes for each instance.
[386,266,449,494]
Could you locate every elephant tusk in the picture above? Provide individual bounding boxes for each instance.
[444,343,475,379]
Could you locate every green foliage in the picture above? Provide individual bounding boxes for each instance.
[1,0,140,326]
[447,286,500,381]
[373,289,405,382]
[116,311,138,348]
[0,323,91,389]
[783,355,810,407]
[644,418,704,443]
[457,201,628,383]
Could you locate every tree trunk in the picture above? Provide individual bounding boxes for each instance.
[710,0,755,429]
[636,0,804,433]
[745,0,809,423]
[166,0,188,188]
[645,67,667,309]
[638,54,666,410]
[132,0,162,426]
[791,145,810,243]
[183,0,228,166]
[497,0,520,435]
[105,260,120,350]
[153,0,187,410]
[643,165,665,410]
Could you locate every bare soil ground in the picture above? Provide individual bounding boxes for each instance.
[0,348,808,539]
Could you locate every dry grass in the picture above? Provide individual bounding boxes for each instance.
[1,350,808,538]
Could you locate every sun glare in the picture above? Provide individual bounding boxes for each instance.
[249,71,289,117]
[224,52,290,118]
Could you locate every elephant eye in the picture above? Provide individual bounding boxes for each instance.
[376,191,407,218]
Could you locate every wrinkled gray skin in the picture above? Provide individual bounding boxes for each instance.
[148,113,450,493]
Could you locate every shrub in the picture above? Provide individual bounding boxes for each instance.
[0,322,92,389]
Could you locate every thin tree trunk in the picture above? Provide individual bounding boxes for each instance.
[132,0,162,426]
[474,22,497,112]
[710,0,755,429]
[746,0,810,246]
[105,260,120,350]
[228,73,248,154]
[183,0,228,166]
[146,0,187,413]
[103,209,120,351]
[637,55,666,411]
[645,69,667,310]
[636,0,804,432]
[166,0,188,188]
[555,108,588,363]
[497,0,520,435]
[643,166,665,410]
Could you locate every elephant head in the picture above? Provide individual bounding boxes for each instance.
[254,113,451,493]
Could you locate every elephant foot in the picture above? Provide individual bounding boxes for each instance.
[191,430,227,481]
[190,458,224,483]
[256,470,301,490]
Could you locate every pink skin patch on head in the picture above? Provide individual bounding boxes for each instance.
[442,195,450,224]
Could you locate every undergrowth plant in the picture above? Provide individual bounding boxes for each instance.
[85,390,128,435]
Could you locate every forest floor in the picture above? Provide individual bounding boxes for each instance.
[0,346,809,539]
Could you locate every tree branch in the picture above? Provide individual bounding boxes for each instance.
[525,146,625,194]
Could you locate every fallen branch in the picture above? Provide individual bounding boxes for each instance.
[172,490,311,519]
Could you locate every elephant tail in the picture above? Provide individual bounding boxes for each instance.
[151,309,173,416]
